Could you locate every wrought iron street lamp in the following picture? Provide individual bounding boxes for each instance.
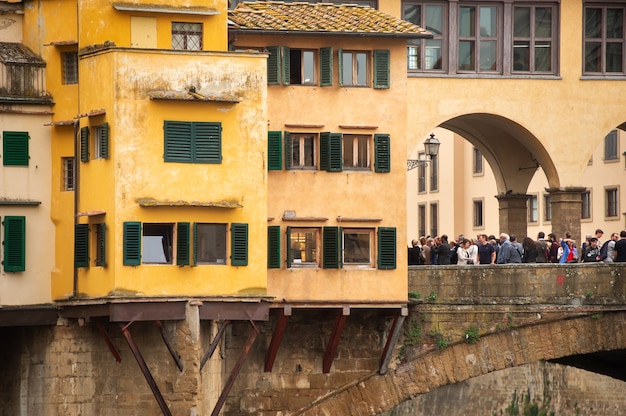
[407,133,441,171]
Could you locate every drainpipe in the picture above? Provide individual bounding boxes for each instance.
[72,119,79,299]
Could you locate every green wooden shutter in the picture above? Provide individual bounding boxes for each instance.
[284,131,292,170]
[194,122,222,163]
[281,46,291,86]
[3,216,25,272]
[80,126,89,163]
[320,132,330,171]
[2,131,29,166]
[268,131,283,170]
[338,48,344,86]
[231,223,248,266]
[373,49,390,89]
[328,133,343,172]
[286,226,293,267]
[100,122,109,159]
[267,226,281,268]
[374,134,391,173]
[74,223,89,268]
[377,227,396,270]
[95,223,106,267]
[177,222,190,266]
[193,222,198,265]
[164,121,192,162]
[323,226,340,269]
[123,222,141,265]
[267,46,281,85]
[320,47,333,87]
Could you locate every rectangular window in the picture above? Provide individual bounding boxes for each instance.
[61,51,78,85]
[343,229,373,266]
[581,190,592,220]
[418,204,426,237]
[528,195,538,223]
[2,131,29,166]
[459,5,499,72]
[339,50,369,86]
[472,147,483,174]
[289,49,316,85]
[513,6,555,73]
[194,223,227,265]
[606,187,619,217]
[94,123,109,159]
[584,6,625,74]
[429,154,438,191]
[429,202,438,237]
[473,199,484,227]
[62,157,75,191]
[142,223,174,264]
[403,2,445,71]
[172,22,203,50]
[3,216,26,272]
[288,133,316,169]
[543,194,552,222]
[288,228,320,268]
[417,152,427,193]
[604,130,619,161]
[343,134,370,170]
[164,121,222,164]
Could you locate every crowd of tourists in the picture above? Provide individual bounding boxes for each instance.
[408,229,626,266]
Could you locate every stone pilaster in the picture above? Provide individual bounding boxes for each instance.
[546,187,586,243]
[495,193,529,240]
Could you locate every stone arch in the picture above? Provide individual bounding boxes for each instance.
[295,312,626,416]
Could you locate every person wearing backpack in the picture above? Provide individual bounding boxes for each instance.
[582,237,601,262]
[601,232,619,263]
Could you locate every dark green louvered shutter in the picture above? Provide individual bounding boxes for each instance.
[338,48,344,86]
[328,133,343,172]
[267,226,281,268]
[373,49,390,89]
[194,122,222,163]
[320,132,330,171]
[267,46,281,85]
[74,223,89,268]
[100,122,109,159]
[2,131,29,166]
[286,226,293,267]
[284,131,292,170]
[377,227,396,270]
[231,223,248,266]
[374,134,391,173]
[95,223,106,267]
[281,46,291,86]
[3,216,25,272]
[323,226,340,269]
[123,222,141,265]
[193,222,198,265]
[164,121,192,162]
[268,131,282,170]
[177,222,190,266]
[320,47,333,86]
[80,126,89,162]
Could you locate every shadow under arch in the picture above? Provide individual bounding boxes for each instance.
[438,113,560,194]
[295,312,626,416]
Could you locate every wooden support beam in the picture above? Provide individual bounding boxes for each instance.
[379,307,407,374]
[155,320,183,372]
[322,307,349,373]
[95,321,122,363]
[200,320,231,371]
[264,307,291,372]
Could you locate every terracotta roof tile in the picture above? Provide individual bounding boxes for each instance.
[229,1,430,37]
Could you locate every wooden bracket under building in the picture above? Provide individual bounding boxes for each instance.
[264,305,292,372]
[200,320,231,371]
[322,306,350,374]
[378,306,408,374]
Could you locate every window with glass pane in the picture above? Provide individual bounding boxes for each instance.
[172,22,203,50]
[142,223,174,264]
[62,157,75,191]
[196,224,226,264]
[289,229,319,267]
[429,154,438,191]
[341,51,368,86]
[418,152,427,192]
[429,203,438,237]
[343,135,370,169]
[585,6,625,74]
[61,51,78,85]
[513,6,554,73]
[581,191,591,219]
[290,49,316,85]
[604,130,618,160]
[403,3,445,71]
[606,188,619,217]
[528,195,538,222]
[459,5,498,72]
[473,147,483,174]
[473,200,483,227]
[343,229,372,265]
[291,133,316,168]
[418,204,426,237]
[543,194,552,221]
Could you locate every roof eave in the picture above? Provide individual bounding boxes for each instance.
[228,28,433,39]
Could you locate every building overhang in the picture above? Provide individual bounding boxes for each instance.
[0,305,58,327]
[112,2,219,15]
